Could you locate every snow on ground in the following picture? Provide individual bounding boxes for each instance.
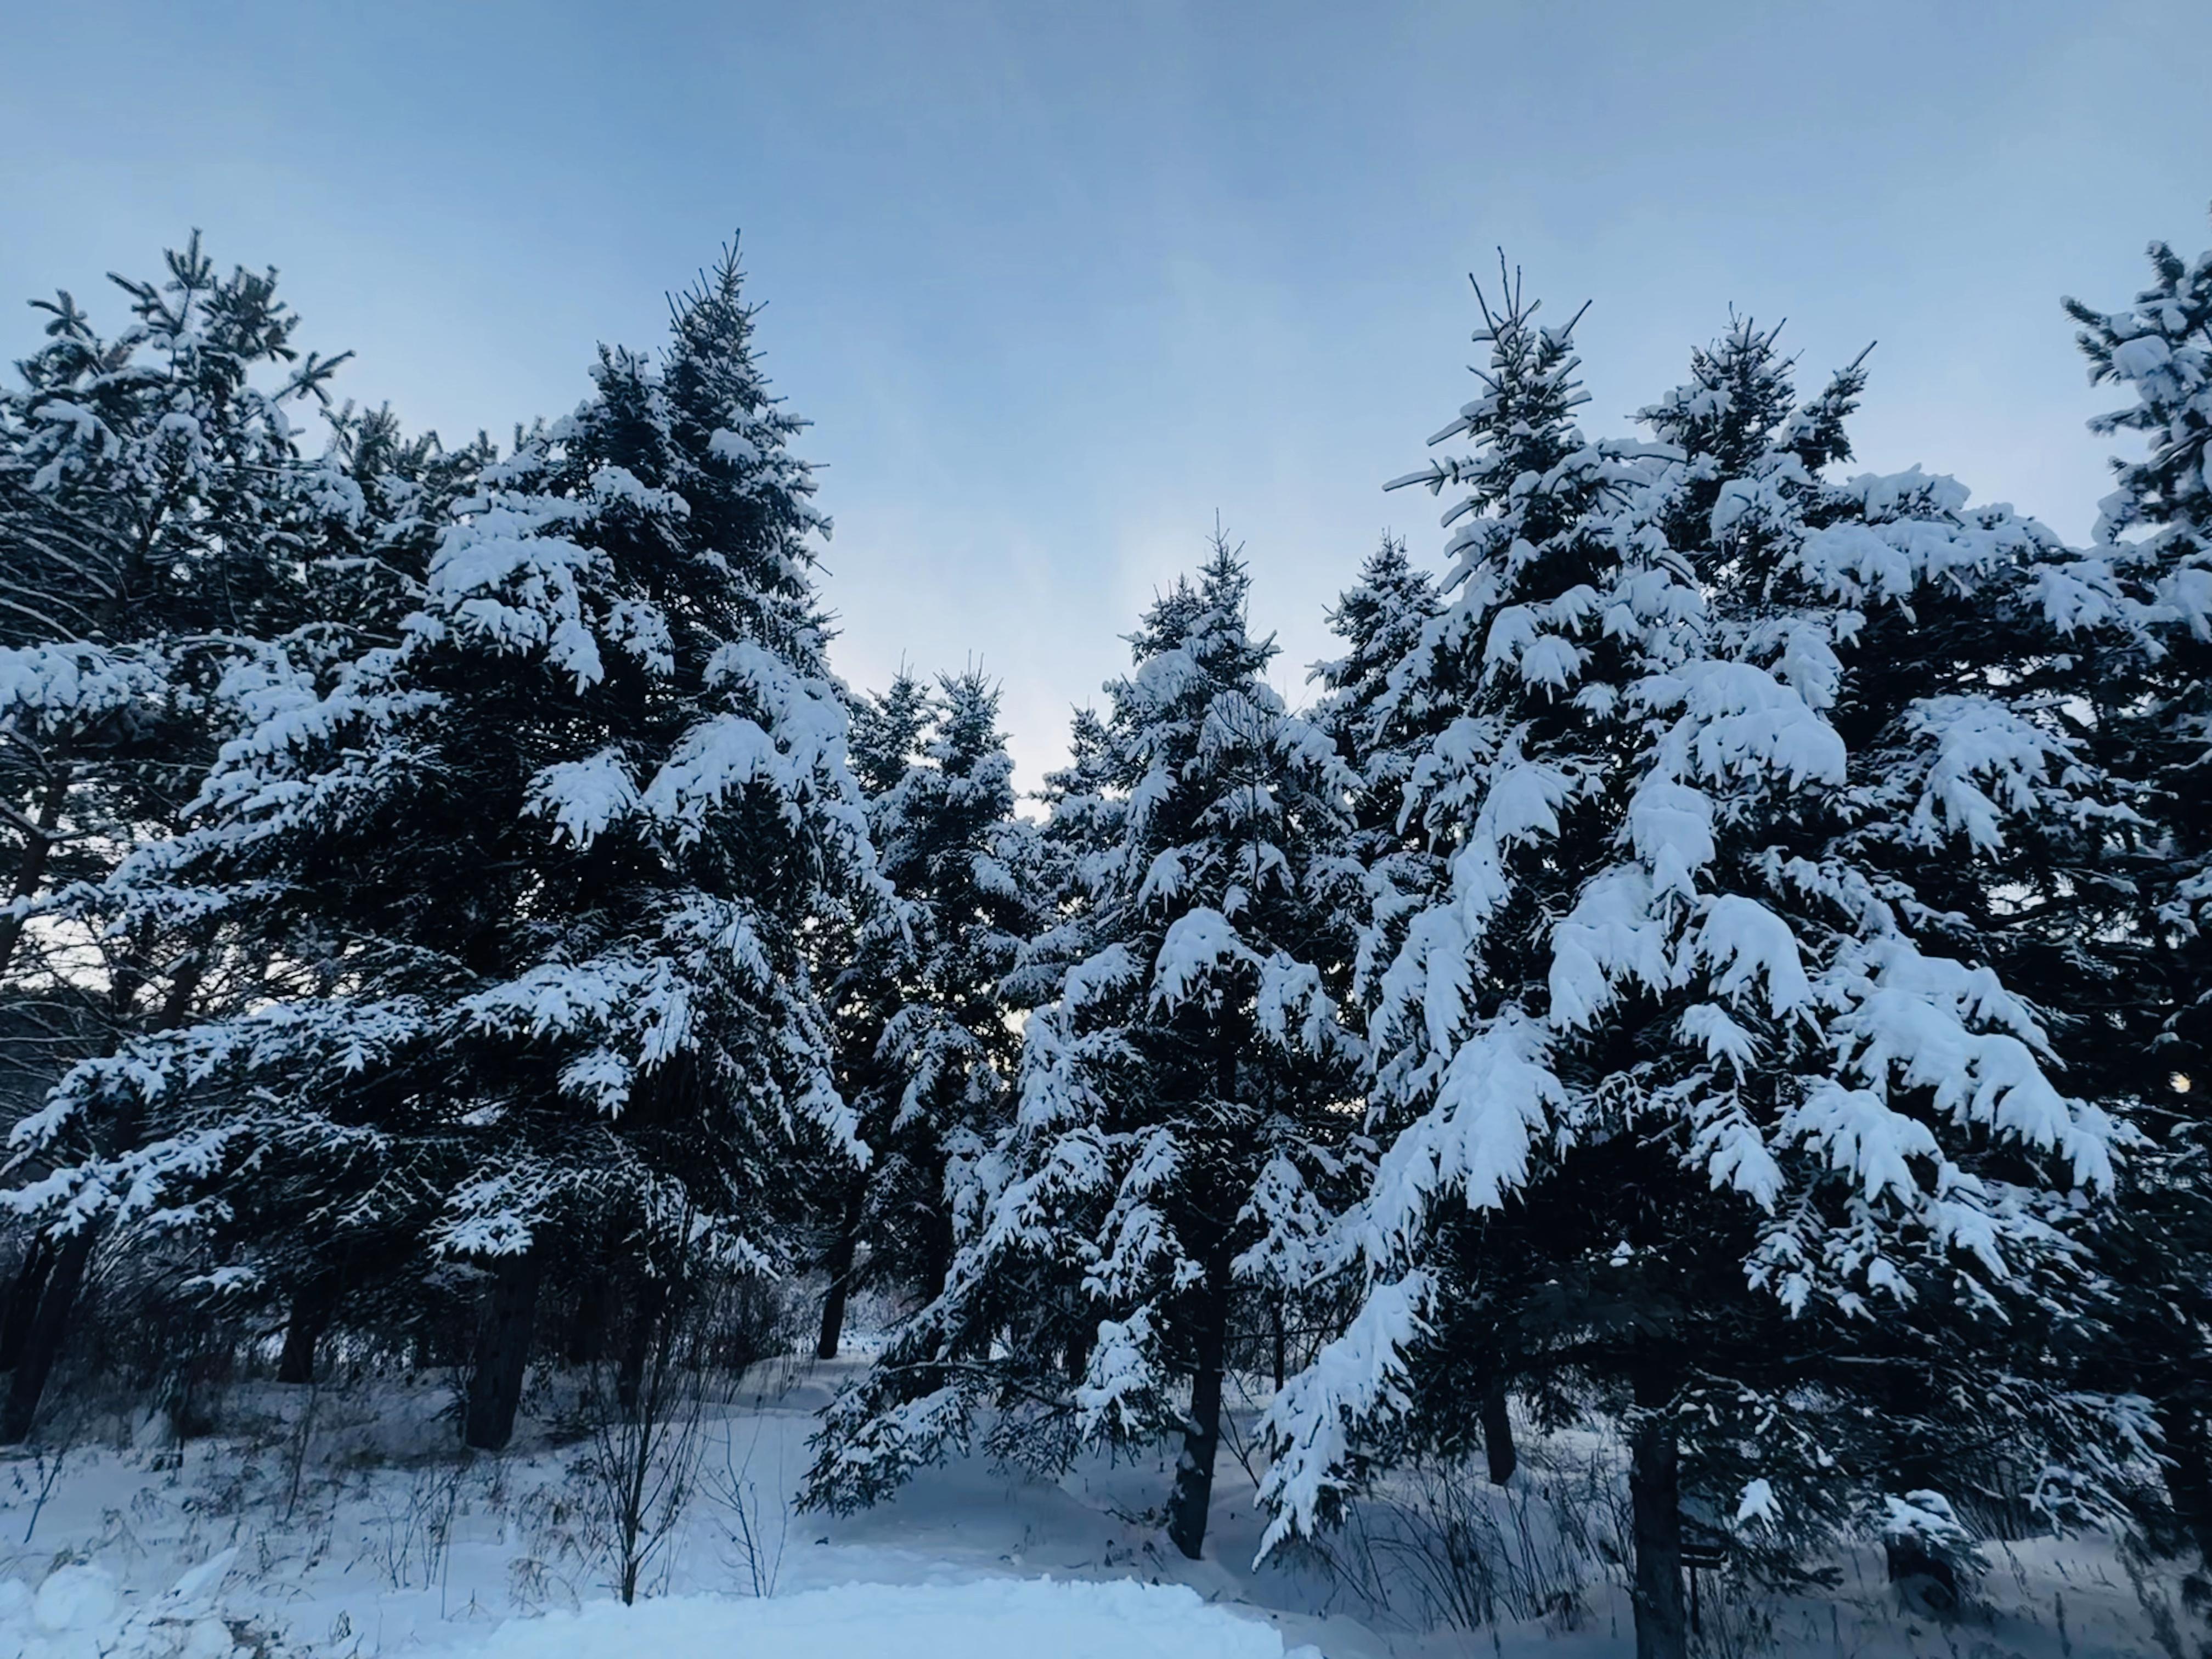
[0,1350,2186,1657]
[459,1578,1312,1659]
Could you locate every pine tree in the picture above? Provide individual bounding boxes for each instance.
[814,668,1039,1358]
[1001,705,1125,1017]
[0,236,348,990]
[1312,532,1442,857]
[213,401,492,1387]
[811,669,933,1358]
[7,244,874,1449]
[1257,280,2131,1659]
[1640,317,2143,1594]
[2064,217,2212,1571]
[811,534,1362,1559]
[1311,533,1447,1082]
[0,238,356,1438]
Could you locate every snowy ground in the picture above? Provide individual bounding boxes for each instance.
[0,1350,2186,1657]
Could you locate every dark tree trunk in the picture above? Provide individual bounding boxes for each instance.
[1165,1243,1234,1561]
[617,1275,669,1420]
[1269,1295,1287,1391]
[0,1235,55,1372]
[1629,1411,1688,1659]
[0,1227,95,1444]
[463,1252,543,1451]
[1482,1379,1518,1486]
[277,1277,338,1385]
[814,1180,866,1362]
[2158,1394,2212,1571]
[920,1199,956,1305]
[567,1273,608,1365]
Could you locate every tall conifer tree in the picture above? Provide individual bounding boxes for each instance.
[0,239,358,1437]
[2066,219,2212,1570]
[8,246,874,1449]
[814,535,1362,1560]
[815,669,1039,1358]
[1260,280,2130,1659]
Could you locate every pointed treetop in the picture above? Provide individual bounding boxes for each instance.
[1124,523,1275,684]
[1387,253,1595,522]
[1638,314,1798,473]
[2065,212,2212,552]
[850,670,936,798]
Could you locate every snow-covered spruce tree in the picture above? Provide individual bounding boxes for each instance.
[1312,532,1443,864]
[7,245,874,1449]
[2065,218,2212,1569]
[1311,535,1452,1197]
[1001,704,1126,1018]
[0,238,359,1439]
[811,535,1363,1559]
[1256,283,2129,1659]
[813,668,1040,1358]
[1638,319,2143,1593]
[0,236,349,993]
[206,402,494,1389]
[809,669,931,1357]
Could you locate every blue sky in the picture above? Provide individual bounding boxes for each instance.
[5,0,2209,789]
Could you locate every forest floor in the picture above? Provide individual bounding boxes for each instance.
[0,1345,2186,1657]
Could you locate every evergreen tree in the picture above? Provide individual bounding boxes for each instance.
[1002,705,1125,1015]
[1312,532,1442,858]
[0,238,356,1437]
[1639,317,2142,1593]
[0,235,348,991]
[1311,533,1447,1072]
[201,400,493,1387]
[7,245,874,1449]
[814,668,1039,1358]
[2064,218,2212,1571]
[811,534,1363,1560]
[1257,280,2130,1659]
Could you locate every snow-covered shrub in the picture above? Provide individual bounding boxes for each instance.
[1878,1490,1982,1617]
[0,1552,294,1659]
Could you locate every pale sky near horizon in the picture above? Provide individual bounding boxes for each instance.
[4,0,2209,793]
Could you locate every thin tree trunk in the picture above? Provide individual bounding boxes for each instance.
[0,1227,95,1444]
[464,1251,543,1451]
[1482,1378,1518,1486]
[1165,1242,1233,1561]
[0,1235,54,1371]
[277,1276,338,1385]
[1064,1316,1094,1384]
[1629,1410,1688,1659]
[617,1275,669,1420]
[0,767,71,984]
[814,1180,866,1361]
